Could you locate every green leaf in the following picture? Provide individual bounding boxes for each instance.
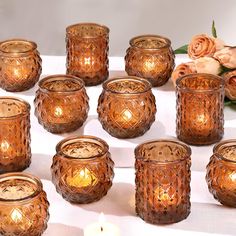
[224,97,236,106]
[212,20,217,38]
[220,66,234,76]
[174,44,188,54]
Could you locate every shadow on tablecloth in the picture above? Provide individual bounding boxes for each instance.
[44,223,83,236]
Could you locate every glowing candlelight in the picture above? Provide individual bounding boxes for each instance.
[84,213,120,236]
[66,167,98,188]
[1,140,10,152]
[54,106,63,117]
[144,59,155,71]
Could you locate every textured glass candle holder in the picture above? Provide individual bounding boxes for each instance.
[66,23,109,86]
[206,139,236,207]
[0,39,42,92]
[176,73,224,145]
[135,140,191,224]
[125,35,175,87]
[97,76,156,138]
[0,172,49,236]
[34,75,89,134]
[0,97,31,173]
[51,136,114,204]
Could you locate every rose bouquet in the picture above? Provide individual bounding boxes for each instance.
[172,21,236,105]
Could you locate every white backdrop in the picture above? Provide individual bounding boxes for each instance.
[0,0,235,56]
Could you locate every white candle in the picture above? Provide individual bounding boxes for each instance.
[84,213,120,236]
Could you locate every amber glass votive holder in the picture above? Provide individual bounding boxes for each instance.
[0,97,31,173]
[176,73,225,145]
[0,39,42,92]
[34,74,89,134]
[125,35,175,87]
[0,172,49,236]
[135,140,191,224]
[66,23,109,86]
[206,140,236,207]
[97,76,156,138]
[51,136,114,204]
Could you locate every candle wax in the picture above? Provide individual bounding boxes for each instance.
[84,222,120,236]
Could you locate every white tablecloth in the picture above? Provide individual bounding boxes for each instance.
[0,55,235,236]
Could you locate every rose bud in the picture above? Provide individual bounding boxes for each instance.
[223,70,236,100]
[188,34,224,59]
[194,57,221,75]
[171,62,196,86]
[214,47,236,69]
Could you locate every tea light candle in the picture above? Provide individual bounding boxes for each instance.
[97,76,156,138]
[51,136,114,204]
[176,73,224,145]
[66,167,98,188]
[84,213,120,236]
[34,75,89,134]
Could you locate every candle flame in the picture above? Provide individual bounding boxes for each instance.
[99,212,106,231]
[11,208,22,223]
[144,59,155,71]
[122,109,132,121]
[1,140,9,152]
[230,172,236,181]
[197,114,206,123]
[84,57,91,65]
[54,106,63,117]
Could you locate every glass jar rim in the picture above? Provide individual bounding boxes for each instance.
[135,139,191,164]
[56,135,109,160]
[0,97,30,120]
[213,139,236,164]
[38,74,85,93]
[0,172,42,203]
[0,39,37,55]
[176,73,225,93]
[102,76,152,95]
[129,34,171,50]
[66,22,110,38]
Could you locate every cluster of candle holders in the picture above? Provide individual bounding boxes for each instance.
[0,21,235,235]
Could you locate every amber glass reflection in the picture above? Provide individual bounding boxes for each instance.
[135,140,191,224]
[97,76,156,138]
[0,97,31,173]
[66,23,109,86]
[34,74,89,134]
[51,136,114,204]
[0,39,42,92]
[176,73,225,145]
[0,173,49,236]
[206,140,236,207]
[125,35,175,87]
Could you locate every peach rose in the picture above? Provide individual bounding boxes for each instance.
[194,57,221,75]
[171,62,197,86]
[214,47,236,69]
[188,34,224,59]
[223,70,236,100]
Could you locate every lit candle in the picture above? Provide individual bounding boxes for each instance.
[84,213,120,236]
[143,58,156,72]
[54,106,63,117]
[1,140,10,152]
[66,167,98,188]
